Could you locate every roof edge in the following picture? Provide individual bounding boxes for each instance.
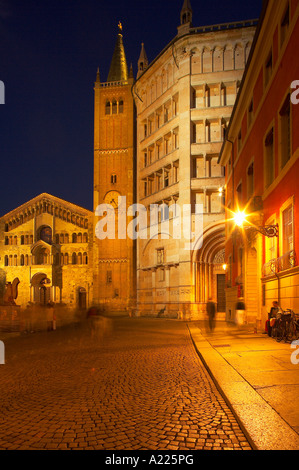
[1,193,93,220]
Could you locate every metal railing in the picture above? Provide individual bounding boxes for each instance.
[263,250,297,277]
[190,19,259,35]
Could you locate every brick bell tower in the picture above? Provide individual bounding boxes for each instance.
[93,22,136,314]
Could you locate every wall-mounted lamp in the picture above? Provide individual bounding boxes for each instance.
[232,210,278,238]
[218,186,225,197]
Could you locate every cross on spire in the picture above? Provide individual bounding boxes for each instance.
[107,22,129,83]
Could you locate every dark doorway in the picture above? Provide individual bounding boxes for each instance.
[217,274,226,312]
[78,288,87,309]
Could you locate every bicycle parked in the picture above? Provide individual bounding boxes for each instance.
[287,311,299,342]
[271,309,299,343]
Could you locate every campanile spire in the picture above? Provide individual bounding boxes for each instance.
[180,0,193,25]
[177,0,193,36]
[107,22,129,83]
[137,43,148,78]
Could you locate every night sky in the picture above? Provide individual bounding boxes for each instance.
[0,0,263,216]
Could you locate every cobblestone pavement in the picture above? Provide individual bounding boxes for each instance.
[0,318,252,450]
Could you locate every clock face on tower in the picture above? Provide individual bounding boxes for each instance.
[104,190,121,208]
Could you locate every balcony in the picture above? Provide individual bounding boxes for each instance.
[191,177,224,191]
[191,142,223,156]
[263,250,297,277]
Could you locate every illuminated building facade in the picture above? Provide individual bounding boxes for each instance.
[0,1,260,320]
[133,2,256,318]
[0,193,93,309]
[93,22,136,314]
[219,0,299,327]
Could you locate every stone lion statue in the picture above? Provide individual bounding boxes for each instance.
[3,278,20,305]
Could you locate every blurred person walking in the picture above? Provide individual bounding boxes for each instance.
[206,301,216,333]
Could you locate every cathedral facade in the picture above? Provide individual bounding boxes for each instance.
[0,193,93,310]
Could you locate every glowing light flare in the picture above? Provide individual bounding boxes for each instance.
[218,186,226,197]
[234,210,247,227]
[224,202,255,230]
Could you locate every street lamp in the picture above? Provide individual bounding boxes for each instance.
[232,210,279,238]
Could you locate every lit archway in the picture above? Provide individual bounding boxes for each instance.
[192,223,225,307]
[31,273,51,304]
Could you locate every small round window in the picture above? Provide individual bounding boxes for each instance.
[39,226,52,244]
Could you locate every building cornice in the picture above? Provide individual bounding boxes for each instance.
[133,19,258,92]
[1,193,93,223]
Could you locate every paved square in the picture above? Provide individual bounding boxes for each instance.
[0,318,251,450]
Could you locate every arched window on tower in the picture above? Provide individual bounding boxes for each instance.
[119,99,124,113]
[182,13,189,24]
[112,99,117,114]
[105,100,111,115]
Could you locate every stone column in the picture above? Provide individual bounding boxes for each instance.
[151,268,156,315]
[208,263,213,300]
[204,262,209,302]
[165,266,170,311]
[33,210,37,243]
[198,262,203,303]
[191,262,196,303]
[203,153,207,177]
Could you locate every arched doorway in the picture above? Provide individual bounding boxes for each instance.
[214,250,226,313]
[78,287,87,309]
[192,223,226,317]
[31,273,51,305]
[31,241,51,265]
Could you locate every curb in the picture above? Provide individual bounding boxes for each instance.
[188,324,299,451]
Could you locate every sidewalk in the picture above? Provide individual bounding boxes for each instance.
[188,320,299,451]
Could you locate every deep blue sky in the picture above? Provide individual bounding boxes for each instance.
[0,0,263,216]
